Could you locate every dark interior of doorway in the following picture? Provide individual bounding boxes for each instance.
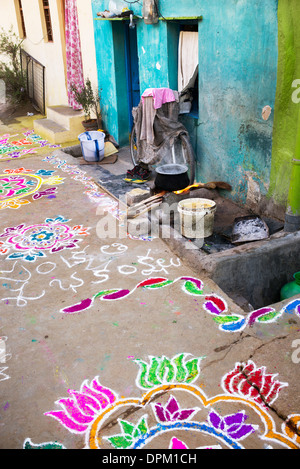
[124,23,140,131]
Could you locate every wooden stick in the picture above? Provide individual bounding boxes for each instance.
[127,191,166,213]
[174,181,232,194]
[135,191,166,206]
[127,197,164,217]
[127,201,163,219]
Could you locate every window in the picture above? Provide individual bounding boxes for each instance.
[166,19,200,118]
[178,24,199,118]
[42,0,53,42]
[15,0,26,38]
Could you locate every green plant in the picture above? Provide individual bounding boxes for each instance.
[0,26,27,103]
[71,78,102,128]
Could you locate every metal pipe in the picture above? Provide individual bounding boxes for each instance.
[284,109,300,231]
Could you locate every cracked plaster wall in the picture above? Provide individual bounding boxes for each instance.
[184,0,278,210]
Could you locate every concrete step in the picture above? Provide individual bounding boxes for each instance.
[33,118,76,145]
[46,105,85,134]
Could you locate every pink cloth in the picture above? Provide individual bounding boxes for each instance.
[65,0,85,110]
[142,88,176,109]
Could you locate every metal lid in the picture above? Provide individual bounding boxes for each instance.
[155,164,188,175]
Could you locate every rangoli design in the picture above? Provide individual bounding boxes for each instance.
[0,131,60,160]
[24,355,300,449]
[0,168,64,210]
[0,215,90,262]
[59,276,300,333]
[43,154,153,241]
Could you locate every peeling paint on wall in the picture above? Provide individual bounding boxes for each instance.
[262,105,272,121]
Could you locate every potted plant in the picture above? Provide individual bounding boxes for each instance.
[0,27,28,104]
[71,78,102,131]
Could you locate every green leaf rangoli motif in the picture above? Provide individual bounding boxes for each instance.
[134,354,204,390]
[106,416,149,449]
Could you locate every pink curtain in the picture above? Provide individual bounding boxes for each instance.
[65,0,84,110]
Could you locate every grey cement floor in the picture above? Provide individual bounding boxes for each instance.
[0,129,300,451]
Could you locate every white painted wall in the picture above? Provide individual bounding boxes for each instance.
[77,0,98,92]
[0,0,20,71]
[0,0,98,110]
[0,0,19,33]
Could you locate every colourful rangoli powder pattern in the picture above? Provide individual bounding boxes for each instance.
[0,168,64,210]
[0,131,60,160]
[43,154,153,241]
[0,216,90,262]
[59,276,300,333]
[24,355,300,449]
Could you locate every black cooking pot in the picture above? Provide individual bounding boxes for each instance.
[155,164,190,192]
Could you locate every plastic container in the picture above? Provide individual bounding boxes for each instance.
[78,131,105,162]
[178,198,216,239]
[280,272,300,301]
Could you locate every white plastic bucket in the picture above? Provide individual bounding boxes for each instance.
[177,198,217,238]
[78,131,105,162]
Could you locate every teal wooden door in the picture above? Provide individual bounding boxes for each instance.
[125,24,140,130]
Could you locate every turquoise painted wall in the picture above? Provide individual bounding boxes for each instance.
[92,1,130,146]
[92,0,202,144]
[92,0,279,206]
[194,0,278,204]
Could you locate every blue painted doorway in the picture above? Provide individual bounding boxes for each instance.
[124,24,140,130]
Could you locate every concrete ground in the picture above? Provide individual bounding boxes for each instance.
[0,112,300,451]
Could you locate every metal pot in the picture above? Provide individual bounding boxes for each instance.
[155,164,190,192]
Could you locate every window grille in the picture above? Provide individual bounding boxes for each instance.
[21,49,46,115]
[42,0,53,42]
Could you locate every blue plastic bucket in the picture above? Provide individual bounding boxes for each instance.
[78,131,105,162]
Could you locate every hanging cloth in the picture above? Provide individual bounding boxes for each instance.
[178,31,199,93]
[65,0,85,110]
[141,88,176,109]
